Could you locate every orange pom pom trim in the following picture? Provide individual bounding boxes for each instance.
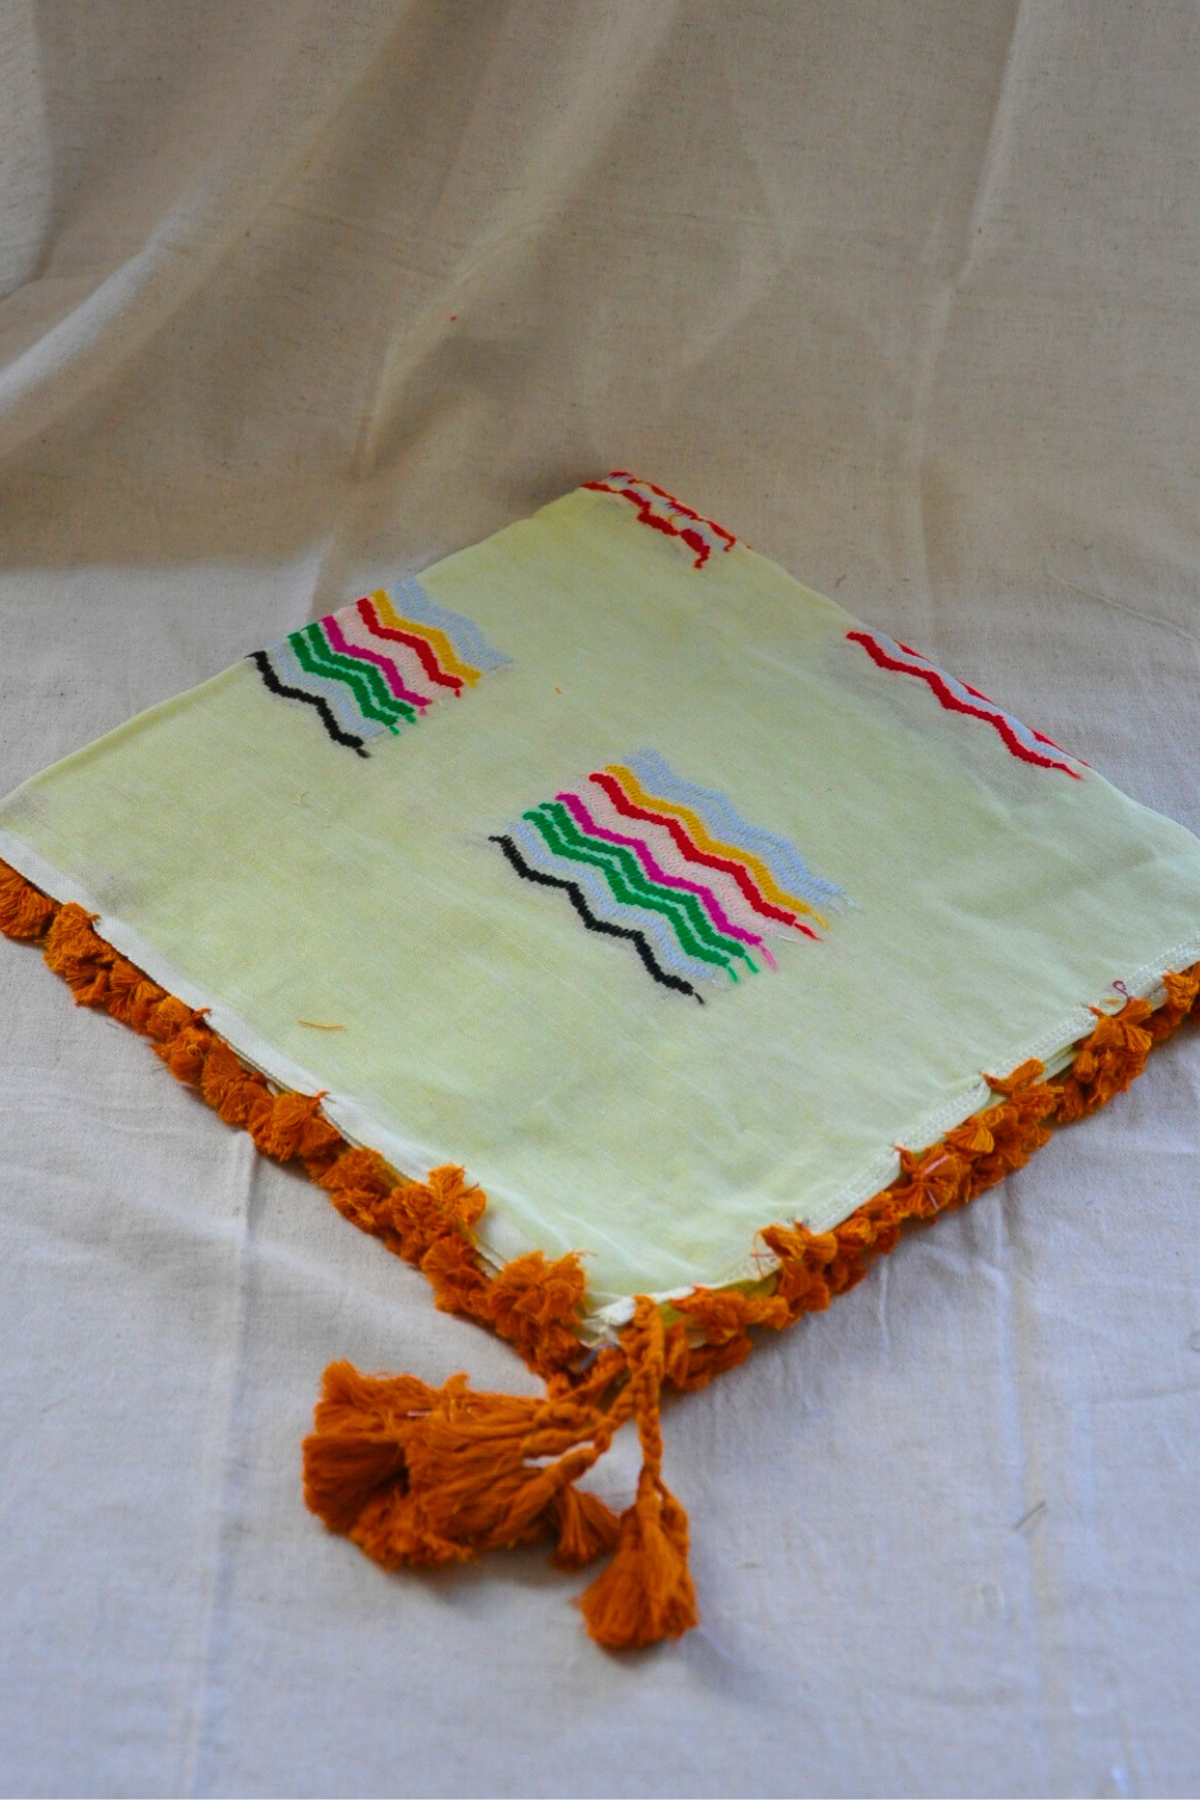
[4,855,1197,1649]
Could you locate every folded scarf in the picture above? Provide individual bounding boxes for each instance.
[4,473,1198,1648]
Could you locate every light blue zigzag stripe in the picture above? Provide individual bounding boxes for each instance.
[627,750,847,913]
[507,817,721,985]
[390,577,511,674]
[266,636,389,738]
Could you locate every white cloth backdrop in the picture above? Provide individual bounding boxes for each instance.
[3,3,1200,1794]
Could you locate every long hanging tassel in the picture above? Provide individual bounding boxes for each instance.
[578,1297,698,1649]
[303,1350,632,1577]
[302,1302,697,1649]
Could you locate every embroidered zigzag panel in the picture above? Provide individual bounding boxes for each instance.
[582,471,736,569]
[491,751,846,1003]
[846,628,1083,778]
[250,579,509,756]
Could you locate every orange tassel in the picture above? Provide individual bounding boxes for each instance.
[253,1090,343,1167]
[0,861,56,939]
[303,1356,636,1574]
[1154,968,1200,1040]
[487,1250,591,1376]
[579,1478,697,1650]
[42,902,112,1000]
[1058,1000,1154,1117]
[549,1485,623,1570]
[579,1298,697,1649]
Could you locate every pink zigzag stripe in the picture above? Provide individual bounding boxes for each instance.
[589,768,817,935]
[848,630,1081,778]
[321,612,432,710]
[555,789,776,962]
[581,777,792,942]
[355,597,464,694]
[336,603,443,704]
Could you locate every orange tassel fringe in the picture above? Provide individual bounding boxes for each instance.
[3,854,1198,1649]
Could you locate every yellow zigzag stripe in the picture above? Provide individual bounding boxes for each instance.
[370,590,482,687]
[604,764,825,926]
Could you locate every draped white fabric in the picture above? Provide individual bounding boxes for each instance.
[3,4,1200,1793]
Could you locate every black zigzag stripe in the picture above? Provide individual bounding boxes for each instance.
[490,835,703,1003]
[248,650,370,757]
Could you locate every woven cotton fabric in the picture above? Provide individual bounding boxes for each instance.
[4,476,1200,1319]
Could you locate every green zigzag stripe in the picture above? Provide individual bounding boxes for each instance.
[289,622,417,729]
[528,803,753,974]
[298,621,418,726]
[289,623,404,728]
